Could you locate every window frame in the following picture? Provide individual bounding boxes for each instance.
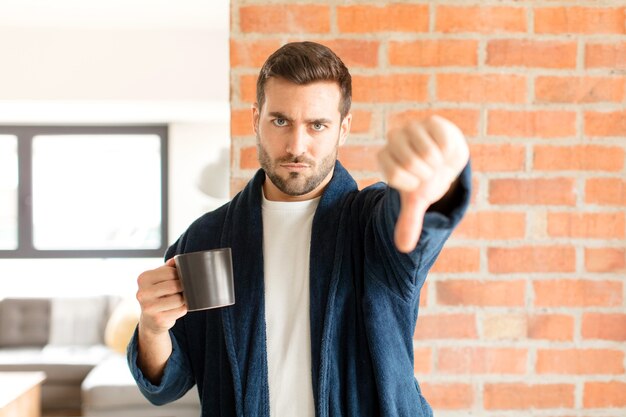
[0,125,169,259]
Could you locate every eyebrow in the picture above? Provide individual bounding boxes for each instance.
[268,112,333,125]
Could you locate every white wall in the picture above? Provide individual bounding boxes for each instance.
[0,0,231,298]
[0,29,226,101]
[169,122,231,241]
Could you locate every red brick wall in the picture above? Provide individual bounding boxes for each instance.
[230,1,626,413]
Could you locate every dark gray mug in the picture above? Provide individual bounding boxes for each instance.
[174,248,235,311]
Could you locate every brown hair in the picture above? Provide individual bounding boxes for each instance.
[256,41,352,120]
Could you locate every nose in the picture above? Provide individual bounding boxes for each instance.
[285,126,308,157]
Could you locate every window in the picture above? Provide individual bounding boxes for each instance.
[0,135,18,250]
[0,126,168,258]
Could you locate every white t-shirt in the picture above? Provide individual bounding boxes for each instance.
[262,190,319,417]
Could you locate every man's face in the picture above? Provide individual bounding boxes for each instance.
[253,77,351,202]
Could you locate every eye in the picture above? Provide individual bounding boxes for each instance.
[272,118,287,127]
[311,122,326,132]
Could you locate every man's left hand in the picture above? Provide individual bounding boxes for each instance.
[378,115,470,253]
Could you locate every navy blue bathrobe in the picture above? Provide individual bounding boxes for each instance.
[128,160,471,417]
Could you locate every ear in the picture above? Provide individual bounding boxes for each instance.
[252,103,260,135]
[338,113,352,147]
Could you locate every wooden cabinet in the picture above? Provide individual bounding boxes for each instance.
[0,372,46,417]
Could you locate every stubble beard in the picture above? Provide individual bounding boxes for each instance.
[257,132,338,197]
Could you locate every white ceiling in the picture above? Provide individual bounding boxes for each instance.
[0,0,229,30]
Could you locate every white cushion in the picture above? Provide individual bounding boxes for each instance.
[82,354,200,412]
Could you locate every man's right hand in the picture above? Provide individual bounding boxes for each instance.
[136,257,188,335]
[135,258,188,384]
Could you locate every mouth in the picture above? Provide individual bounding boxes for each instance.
[280,163,310,172]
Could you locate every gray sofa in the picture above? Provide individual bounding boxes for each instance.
[0,297,200,416]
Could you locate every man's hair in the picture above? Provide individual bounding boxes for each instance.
[256,41,352,120]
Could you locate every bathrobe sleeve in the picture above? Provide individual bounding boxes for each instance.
[126,326,195,405]
[362,162,472,299]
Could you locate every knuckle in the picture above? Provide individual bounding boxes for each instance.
[439,137,453,156]
[420,148,438,163]
[171,280,182,294]
[426,114,444,127]
[388,170,403,186]
[136,272,146,287]
[136,290,152,306]
[407,119,423,132]
[400,158,414,173]
[171,293,184,306]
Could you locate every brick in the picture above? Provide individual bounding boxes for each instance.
[488,110,576,138]
[230,177,250,198]
[437,74,526,103]
[585,111,626,137]
[231,109,253,136]
[337,4,428,33]
[353,74,429,103]
[534,279,622,307]
[419,282,428,308]
[548,212,625,239]
[239,146,259,170]
[488,246,576,273]
[389,40,478,67]
[230,39,282,68]
[387,109,479,137]
[586,178,626,206]
[239,74,258,104]
[534,145,624,172]
[471,177,479,205]
[438,347,527,374]
[349,110,372,134]
[337,145,382,172]
[528,314,574,341]
[537,349,624,375]
[483,313,527,340]
[356,177,381,190]
[436,6,526,33]
[484,383,575,409]
[487,39,576,69]
[584,381,626,408]
[536,76,625,103]
[431,247,480,273]
[489,178,576,206]
[454,210,526,239]
[420,383,474,410]
[586,42,626,69]
[414,314,477,339]
[413,347,432,374]
[239,5,330,33]
[585,248,626,272]
[437,280,525,307]
[535,7,625,34]
[314,39,379,68]
[582,313,626,341]
[468,144,525,172]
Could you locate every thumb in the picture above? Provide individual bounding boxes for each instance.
[395,191,429,253]
[165,257,177,267]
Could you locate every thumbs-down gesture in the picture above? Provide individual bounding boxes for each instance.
[378,115,470,253]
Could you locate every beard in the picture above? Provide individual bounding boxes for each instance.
[257,132,338,197]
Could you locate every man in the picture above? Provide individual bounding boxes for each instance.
[129,41,471,417]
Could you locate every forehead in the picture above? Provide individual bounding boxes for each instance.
[262,77,342,118]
